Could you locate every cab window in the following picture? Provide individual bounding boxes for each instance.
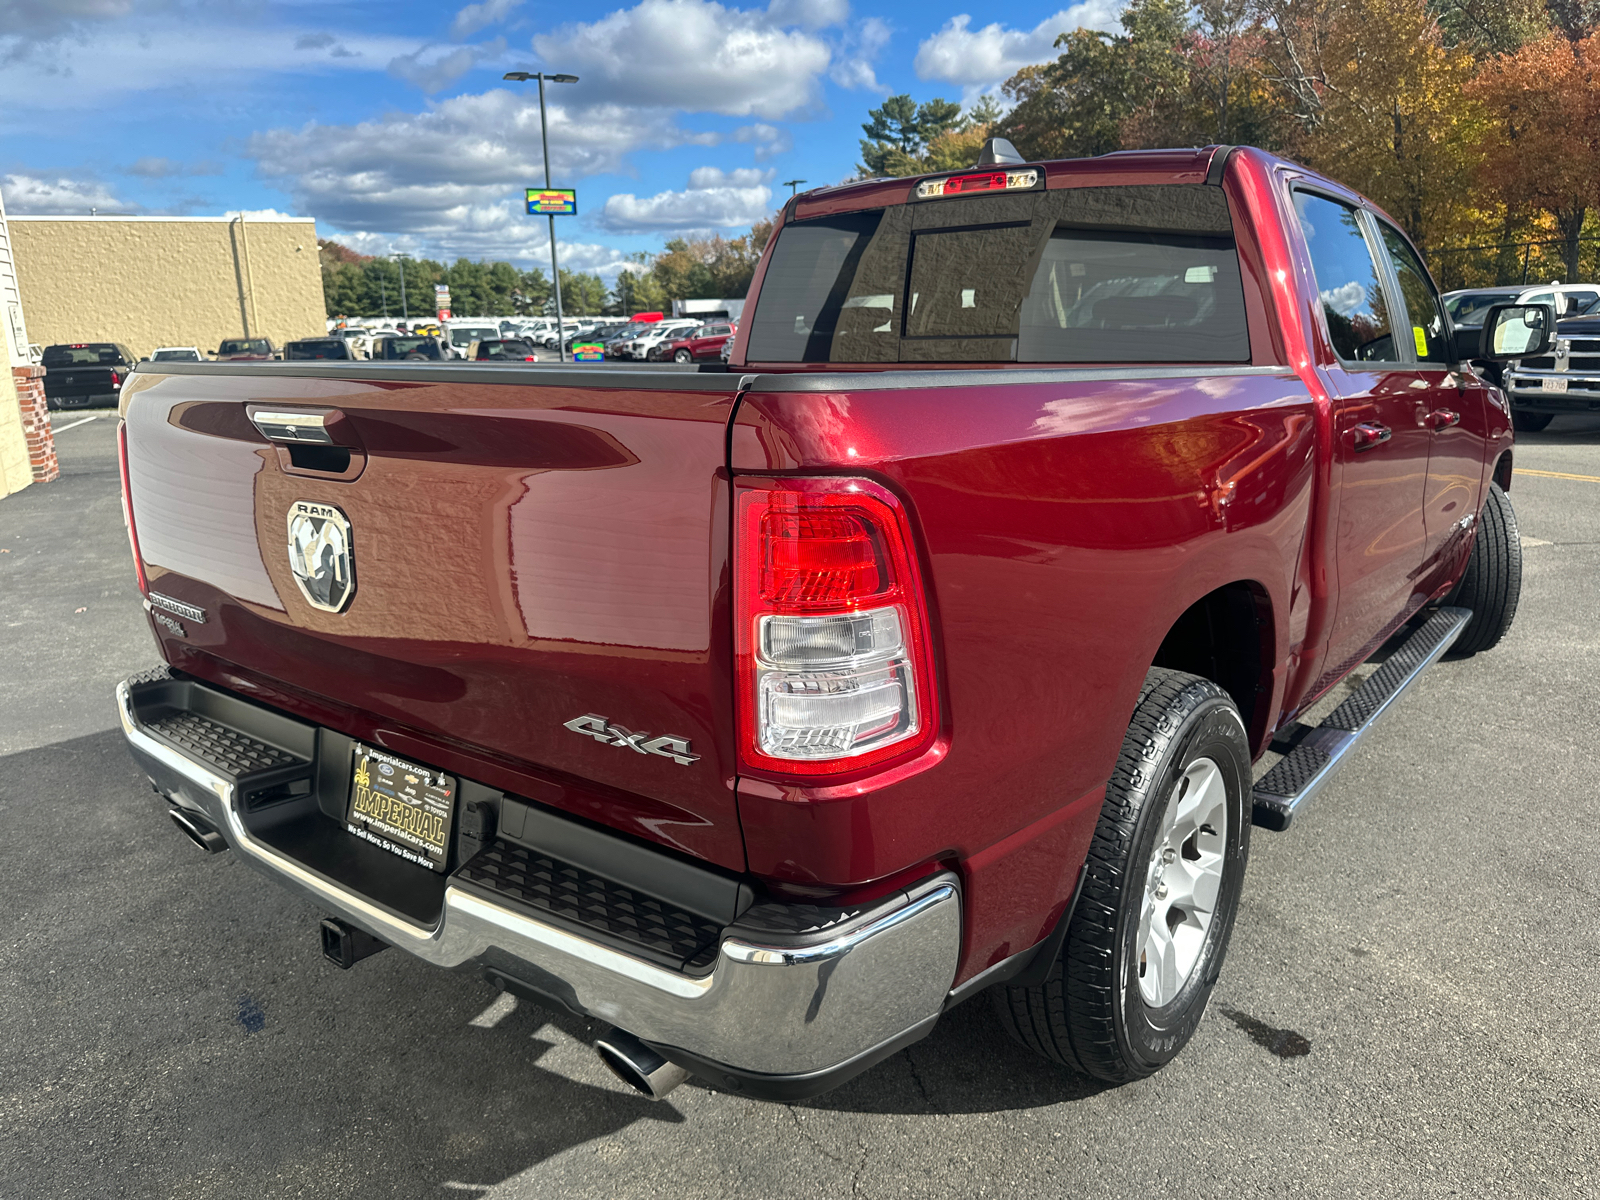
[1293,192,1399,364]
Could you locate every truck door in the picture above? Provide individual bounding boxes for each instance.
[1370,219,1493,579]
[1292,190,1431,680]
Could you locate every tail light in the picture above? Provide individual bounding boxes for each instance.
[109,370,122,387]
[734,478,938,777]
[117,422,149,596]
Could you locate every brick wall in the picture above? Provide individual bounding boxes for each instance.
[14,365,58,484]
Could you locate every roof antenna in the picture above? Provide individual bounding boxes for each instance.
[974,137,1025,166]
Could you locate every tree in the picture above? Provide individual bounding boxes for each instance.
[1468,31,1600,278]
[995,0,1194,162]
[859,94,968,176]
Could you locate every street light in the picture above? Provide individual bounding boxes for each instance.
[505,70,579,361]
[388,252,410,323]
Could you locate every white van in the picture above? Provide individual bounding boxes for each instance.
[443,321,504,360]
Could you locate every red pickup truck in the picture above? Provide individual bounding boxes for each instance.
[115,144,1545,1101]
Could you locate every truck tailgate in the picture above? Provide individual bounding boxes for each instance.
[122,365,745,869]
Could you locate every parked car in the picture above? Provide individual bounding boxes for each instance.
[146,347,204,363]
[40,342,134,409]
[283,338,356,361]
[215,337,278,361]
[469,338,542,362]
[331,329,372,359]
[1495,300,1600,431]
[444,322,502,360]
[372,335,445,360]
[651,322,735,362]
[620,320,699,361]
[116,143,1531,1104]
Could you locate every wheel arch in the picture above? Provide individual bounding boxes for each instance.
[1149,579,1276,758]
[1493,449,1513,494]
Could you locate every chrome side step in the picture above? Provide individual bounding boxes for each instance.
[1253,606,1472,831]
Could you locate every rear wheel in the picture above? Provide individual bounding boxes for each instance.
[1512,411,1553,433]
[1444,481,1522,657]
[674,349,692,363]
[993,669,1251,1083]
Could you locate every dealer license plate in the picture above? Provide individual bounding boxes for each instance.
[346,744,456,872]
[1542,377,1568,393]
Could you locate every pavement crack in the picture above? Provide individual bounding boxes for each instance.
[903,1045,941,1114]
[784,1104,843,1163]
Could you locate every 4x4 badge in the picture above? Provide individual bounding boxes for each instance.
[563,714,700,766]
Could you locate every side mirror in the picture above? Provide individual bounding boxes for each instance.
[1479,303,1555,361]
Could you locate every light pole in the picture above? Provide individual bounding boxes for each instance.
[388,253,410,323]
[504,70,578,361]
[783,179,807,197]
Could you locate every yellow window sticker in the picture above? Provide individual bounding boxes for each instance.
[1413,326,1429,357]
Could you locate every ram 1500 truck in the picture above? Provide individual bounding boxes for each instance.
[1500,305,1600,431]
[114,145,1545,1101]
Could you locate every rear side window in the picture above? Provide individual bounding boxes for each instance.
[745,186,1250,364]
[1294,193,1399,363]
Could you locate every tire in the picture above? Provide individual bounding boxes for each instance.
[993,668,1251,1084]
[1511,411,1553,433]
[1443,481,1522,658]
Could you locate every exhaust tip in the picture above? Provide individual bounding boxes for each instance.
[595,1030,691,1101]
[168,807,227,853]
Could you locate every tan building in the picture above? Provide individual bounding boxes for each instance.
[8,214,325,360]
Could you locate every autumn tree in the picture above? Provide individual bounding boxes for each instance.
[1468,31,1600,278]
[1295,0,1485,252]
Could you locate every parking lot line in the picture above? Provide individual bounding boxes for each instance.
[49,415,102,435]
[1515,467,1600,483]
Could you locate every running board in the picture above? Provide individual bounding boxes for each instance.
[1253,606,1472,831]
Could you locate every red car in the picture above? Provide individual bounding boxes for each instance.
[115,142,1535,1103]
[652,321,735,362]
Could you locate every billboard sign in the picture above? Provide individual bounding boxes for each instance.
[527,188,577,216]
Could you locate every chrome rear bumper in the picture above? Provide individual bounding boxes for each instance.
[117,679,960,1092]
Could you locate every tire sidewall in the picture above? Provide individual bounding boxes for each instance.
[1112,696,1250,1071]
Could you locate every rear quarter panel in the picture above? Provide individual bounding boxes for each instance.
[731,368,1317,975]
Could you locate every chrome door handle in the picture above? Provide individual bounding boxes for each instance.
[1352,422,1392,452]
[1425,409,1461,430]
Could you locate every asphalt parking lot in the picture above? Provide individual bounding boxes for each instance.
[2,409,1597,1199]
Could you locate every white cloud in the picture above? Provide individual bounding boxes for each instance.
[830,15,889,91]
[914,2,1122,91]
[530,0,838,119]
[248,88,718,258]
[732,122,793,161]
[599,167,774,233]
[388,40,502,93]
[125,156,221,178]
[1320,282,1369,319]
[451,0,522,39]
[0,173,132,214]
[0,24,419,110]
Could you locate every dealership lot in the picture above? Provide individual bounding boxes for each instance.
[1,411,1596,1199]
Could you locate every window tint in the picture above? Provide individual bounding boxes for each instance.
[744,211,885,362]
[1294,193,1398,363]
[41,344,121,366]
[1376,222,1447,364]
[285,340,347,359]
[1017,229,1249,362]
[748,188,1247,364]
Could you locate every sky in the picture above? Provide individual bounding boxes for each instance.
[0,0,1121,280]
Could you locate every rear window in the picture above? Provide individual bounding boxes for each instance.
[745,184,1250,364]
[151,349,200,361]
[284,340,348,359]
[478,340,536,358]
[219,339,270,354]
[42,344,123,366]
[379,337,442,359]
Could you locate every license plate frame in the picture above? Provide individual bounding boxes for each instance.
[1541,377,1568,394]
[345,744,456,872]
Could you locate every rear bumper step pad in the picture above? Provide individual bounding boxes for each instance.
[1253,606,1471,831]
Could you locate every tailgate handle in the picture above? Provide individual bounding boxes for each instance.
[250,408,355,447]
